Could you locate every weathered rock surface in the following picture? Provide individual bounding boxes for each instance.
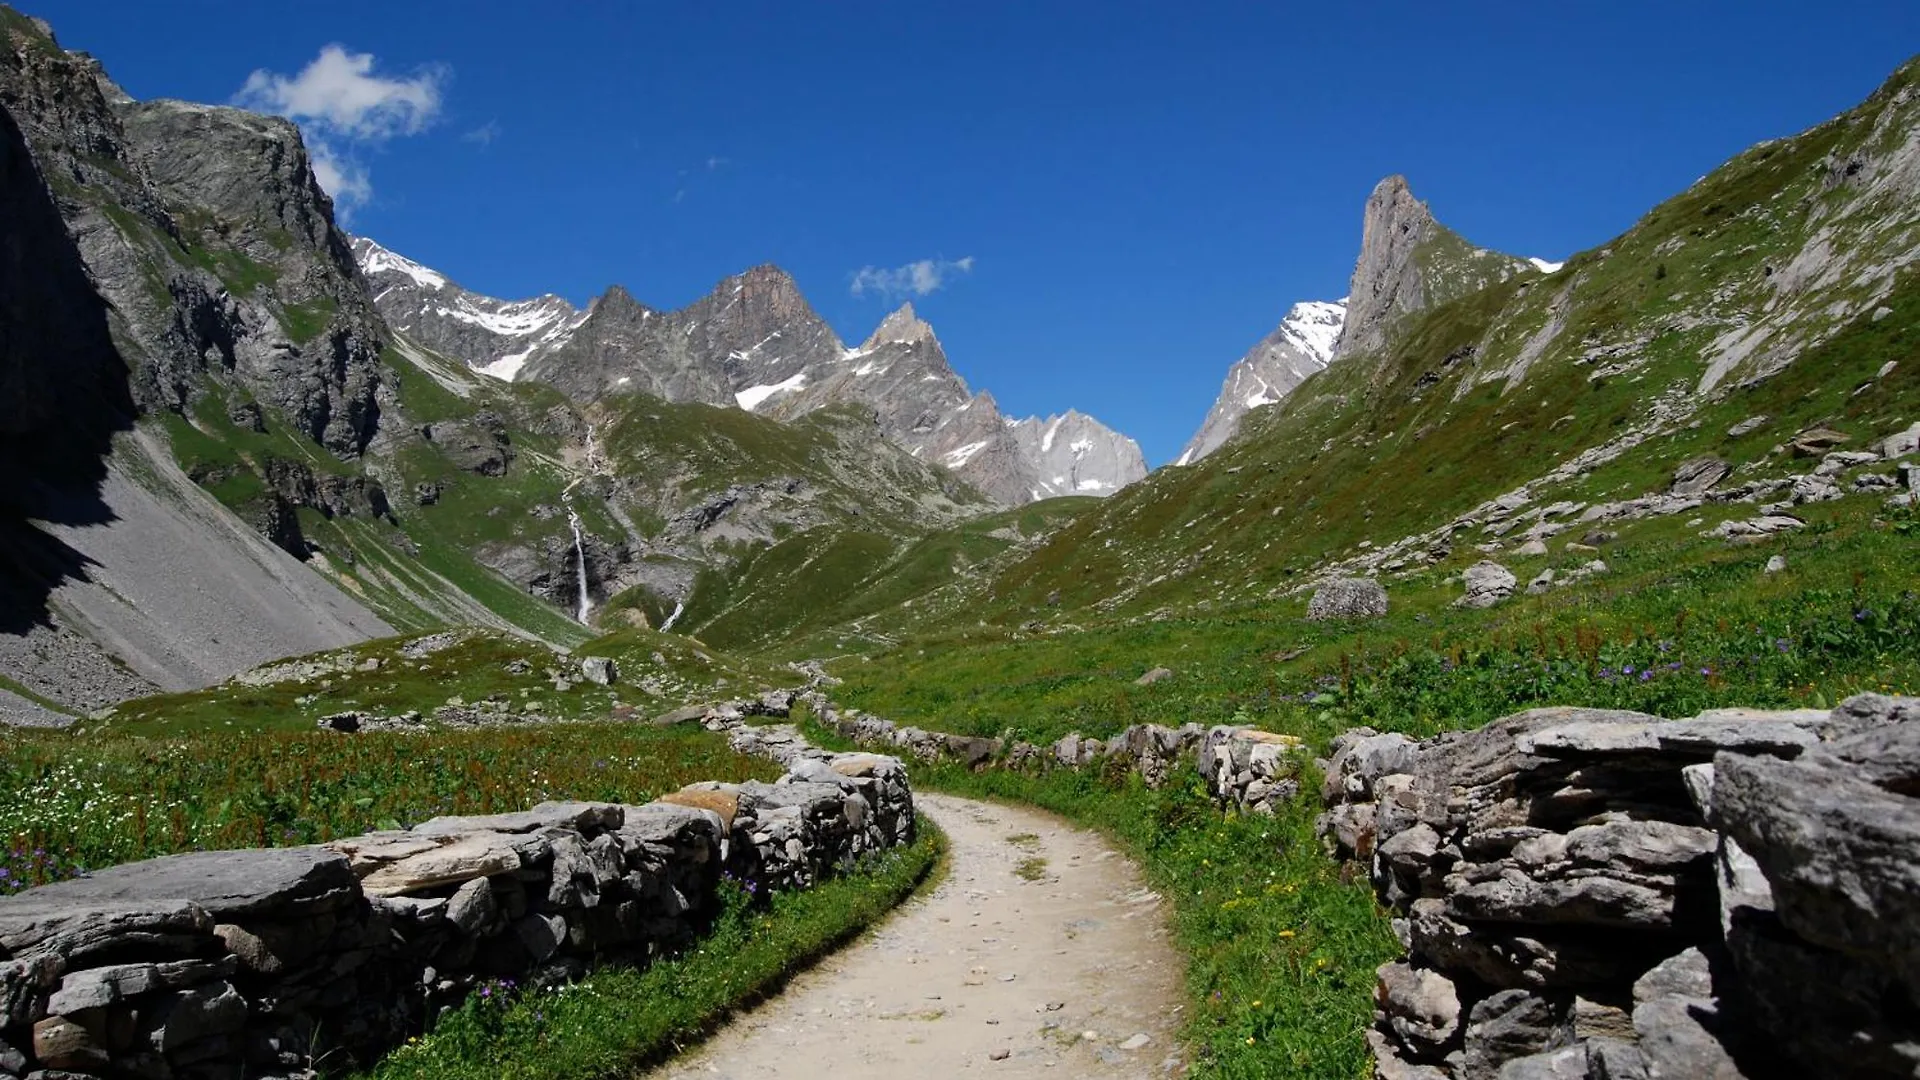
[1457,561,1518,609]
[1307,577,1390,620]
[1320,694,1920,1080]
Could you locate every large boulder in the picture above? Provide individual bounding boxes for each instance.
[1307,577,1390,620]
[1456,562,1517,609]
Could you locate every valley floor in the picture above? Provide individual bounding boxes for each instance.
[653,793,1184,1079]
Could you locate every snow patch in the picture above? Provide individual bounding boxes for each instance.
[1277,300,1346,365]
[358,241,447,290]
[942,439,993,468]
[736,371,808,411]
[478,349,533,381]
[1040,416,1064,453]
[1076,478,1113,491]
[1529,257,1565,274]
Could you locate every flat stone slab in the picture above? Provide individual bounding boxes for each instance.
[357,834,523,897]
[0,898,215,964]
[620,802,726,848]
[412,801,623,837]
[1521,717,1820,759]
[0,848,357,922]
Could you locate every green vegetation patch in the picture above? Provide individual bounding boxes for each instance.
[0,721,775,887]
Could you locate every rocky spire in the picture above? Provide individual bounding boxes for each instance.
[861,302,939,350]
[1332,175,1439,361]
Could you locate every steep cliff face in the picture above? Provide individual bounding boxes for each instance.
[1009,410,1150,498]
[1178,299,1346,465]
[0,11,385,455]
[0,10,402,719]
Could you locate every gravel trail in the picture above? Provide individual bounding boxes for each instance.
[654,792,1186,1078]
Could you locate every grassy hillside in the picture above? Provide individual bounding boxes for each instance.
[956,57,1920,626]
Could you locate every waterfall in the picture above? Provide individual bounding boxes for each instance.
[566,507,593,624]
[560,421,601,626]
[659,599,685,632]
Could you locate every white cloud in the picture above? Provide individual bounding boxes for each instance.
[463,120,502,147]
[234,45,447,220]
[850,256,975,299]
[237,45,444,139]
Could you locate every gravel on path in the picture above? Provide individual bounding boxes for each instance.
[654,791,1186,1078]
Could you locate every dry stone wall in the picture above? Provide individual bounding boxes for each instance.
[764,689,1308,814]
[1316,693,1920,1080]
[0,731,912,1080]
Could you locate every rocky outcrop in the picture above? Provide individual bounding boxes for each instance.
[1178,300,1345,465]
[1331,176,1532,365]
[0,19,387,458]
[1317,694,1920,1080]
[0,741,914,1078]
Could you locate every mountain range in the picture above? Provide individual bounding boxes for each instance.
[352,237,1147,505]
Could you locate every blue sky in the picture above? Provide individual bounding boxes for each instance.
[34,1,1920,465]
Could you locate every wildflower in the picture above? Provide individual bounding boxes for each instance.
[1277,930,1295,939]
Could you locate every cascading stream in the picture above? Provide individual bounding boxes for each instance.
[566,507,593,624]
[659,599,686,632]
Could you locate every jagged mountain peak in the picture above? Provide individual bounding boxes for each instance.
[1176,298,1349,466]
[861,302,939,351]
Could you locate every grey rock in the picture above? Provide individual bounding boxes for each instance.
[1711,716,1920,991]
[1584,1039,1650,1080]
[513,913,565,963]
[1630,996,1745,1080]
[140,981,248,1055]
[1457,562,1518,609]
[1763,555,1785,573]
[0,848,356,923]
[1670,456,1731,496]
[1307,577,1389,620]
[1496,1047,1589,1080]
[1376,962,1462,1053]
[1632,948,1712,1004]
[1726,416,1769,438]
[413,802,624,837]
[1333,175,1531,363]
[1461,990,1572,1080]
[579,656,616,686]
[46,957,232,1014]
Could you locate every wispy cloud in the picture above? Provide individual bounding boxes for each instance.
[850,256,976,299]
[462,120,502,147]
[235,45,448,220]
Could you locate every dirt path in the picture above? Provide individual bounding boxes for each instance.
[653,792,1186,1078]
